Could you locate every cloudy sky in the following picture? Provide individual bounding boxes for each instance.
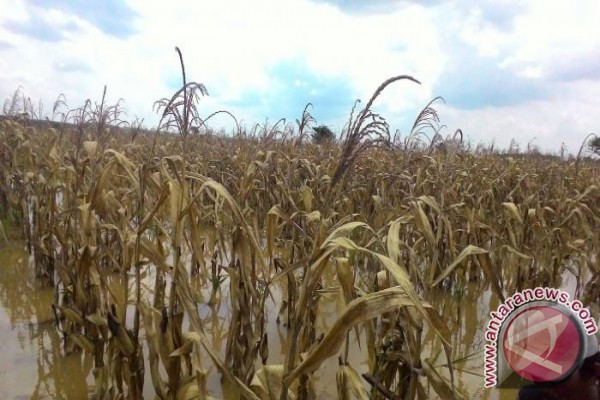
[0,0,598,153]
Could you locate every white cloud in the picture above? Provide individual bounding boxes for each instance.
[0,0,598,152]
[442,80,600,154]
[458,7,508,58]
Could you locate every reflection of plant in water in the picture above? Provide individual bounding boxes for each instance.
[31,330,92,399]
[0,247,90,399]
[0,248,52,326]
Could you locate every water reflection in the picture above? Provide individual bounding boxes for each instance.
[426,281,555,400]
[0,245,91,399]
[0,242,566,399]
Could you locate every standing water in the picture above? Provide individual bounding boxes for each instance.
[0,245,91,399]
[0,242,528,399]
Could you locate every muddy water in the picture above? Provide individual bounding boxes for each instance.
[0,245,92,399]
[3,242,575,399]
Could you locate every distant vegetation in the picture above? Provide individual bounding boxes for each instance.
[590,135,600,156]
[311,125,336,144]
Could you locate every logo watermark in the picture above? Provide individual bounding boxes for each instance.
[484,287,598,388]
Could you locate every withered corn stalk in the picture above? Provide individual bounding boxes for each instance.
[0,71,598,400]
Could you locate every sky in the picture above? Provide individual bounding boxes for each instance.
[0,0,599,153]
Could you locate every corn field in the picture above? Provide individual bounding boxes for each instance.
[0,55,599,399]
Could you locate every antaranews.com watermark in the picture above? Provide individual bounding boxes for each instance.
[484,287,598,388]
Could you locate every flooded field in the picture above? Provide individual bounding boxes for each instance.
[0,245,90,399]
[1,242,535,399]
[0,108,598,400]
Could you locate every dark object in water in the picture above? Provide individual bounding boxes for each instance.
[518,352,600,400]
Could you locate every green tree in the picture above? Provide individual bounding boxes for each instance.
[311,125,335,144]
[589,135,600,156]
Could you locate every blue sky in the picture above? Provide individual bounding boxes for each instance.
[0,0,599,153]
